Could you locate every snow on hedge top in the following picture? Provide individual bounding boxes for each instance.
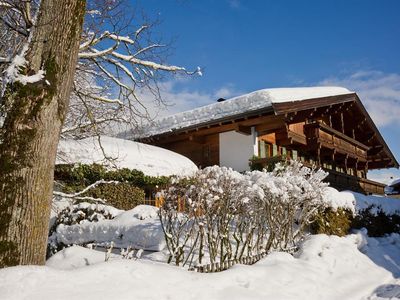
[140,86,353,137]
[323,187,400,215]
[57,136,198,177]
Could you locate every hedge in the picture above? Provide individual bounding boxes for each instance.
[54,163,168,210]
[83,182,145,210]
[310,208,353,237]
[54,163,170,192]
[352,205,400,237]
[311,205,400,237]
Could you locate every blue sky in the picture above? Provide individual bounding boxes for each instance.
[137,0,400,183]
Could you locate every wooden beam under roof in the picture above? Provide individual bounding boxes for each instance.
[235,124,252,135]
[353,95,399,168]
[272,93,357,115]
[145,114,283,145]
[282,101,352,125]
[188,135,206,144]
[368,145,384,156]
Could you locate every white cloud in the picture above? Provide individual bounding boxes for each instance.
[368,169,400,185]
[319,70,400,127]
[214,84,240,99]
[135,81,242,120]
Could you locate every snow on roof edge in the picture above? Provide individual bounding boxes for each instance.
[138,86,353,138]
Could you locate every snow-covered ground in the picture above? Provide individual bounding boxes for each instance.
[1,231,399,300]
[5,183,400,299]
[56,136,198,177]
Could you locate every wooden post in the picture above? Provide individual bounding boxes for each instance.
[317,146,321,166]
[355,159,359,177]
[340,112,345,133]
[331,150,336,172]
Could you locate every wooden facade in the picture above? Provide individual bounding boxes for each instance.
[139,93,398,195]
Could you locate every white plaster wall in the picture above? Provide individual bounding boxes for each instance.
[219,128,258,172]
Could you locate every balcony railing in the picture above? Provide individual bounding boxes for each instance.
[250,156,386,195]
[304,121,369,160]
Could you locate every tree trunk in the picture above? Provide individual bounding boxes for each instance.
[0,0,86,267]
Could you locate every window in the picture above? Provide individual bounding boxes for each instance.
[292,150,298,160]
[258,141,272,158]
[281,146,287,157]
[336,166,344,173]
[272,144,278,156]
[259,140,266,158]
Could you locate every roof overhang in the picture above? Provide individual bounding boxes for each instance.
[138,91,398,170]
[272,93,398,169]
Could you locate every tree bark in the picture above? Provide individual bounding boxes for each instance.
[0,0,86,267]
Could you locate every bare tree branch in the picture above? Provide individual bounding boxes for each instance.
[1,0,201,140]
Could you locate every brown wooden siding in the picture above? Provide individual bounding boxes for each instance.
[325,170,386,195]
[162,133,219,168]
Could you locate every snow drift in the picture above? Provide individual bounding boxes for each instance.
[1,232,399,300]
[51,205,165,252]
[56,135,198,177]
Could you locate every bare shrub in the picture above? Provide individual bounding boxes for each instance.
[160,161,328,268]
[250,161,328,252]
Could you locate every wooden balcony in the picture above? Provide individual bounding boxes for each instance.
[275,125,307,147]
[304,121,369,160]
[250,156,386,195]
[325,169,386,195]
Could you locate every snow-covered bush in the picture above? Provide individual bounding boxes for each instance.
[48,204,165,257]
[48,202,122,255]
[160,161,328,267]
[160,166,264,266]
[250,161,328,251]
[312,190,400,237]
[310,207,353,236]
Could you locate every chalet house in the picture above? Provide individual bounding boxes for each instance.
[137,87,398,195]
[385,179,400,196]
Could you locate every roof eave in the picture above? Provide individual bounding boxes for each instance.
[137,106,275,140]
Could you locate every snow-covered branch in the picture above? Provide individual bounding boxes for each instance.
[78,42,120,59]
[53,180,120,199]
[1,0,201,139]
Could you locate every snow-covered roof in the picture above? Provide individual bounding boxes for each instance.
[139,86,353,138]
[57,136,198,177]
[387,178,400,187]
